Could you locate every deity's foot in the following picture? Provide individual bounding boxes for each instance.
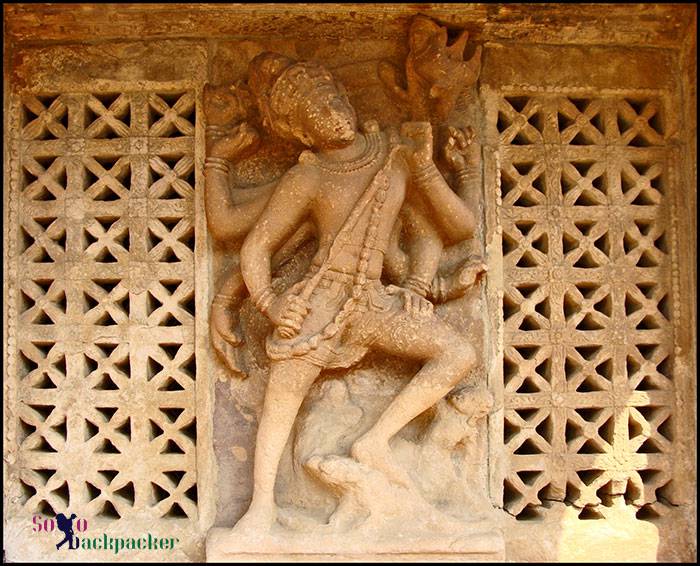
[225,506,277,542]
[350,434,413,490]
[433,257,487,302]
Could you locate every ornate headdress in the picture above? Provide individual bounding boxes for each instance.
[247,52,343,145]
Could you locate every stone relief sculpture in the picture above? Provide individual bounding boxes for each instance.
[204,15,501,556]
[378,14,482,123]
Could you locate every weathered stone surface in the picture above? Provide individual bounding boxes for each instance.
[9,40,207,91]
[3,3,696,563]
[4,4,694,47]
[481,43,678,90]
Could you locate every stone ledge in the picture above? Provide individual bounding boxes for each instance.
[206,526,505,563]
[4,3,695,47]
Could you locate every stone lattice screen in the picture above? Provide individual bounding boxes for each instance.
[4,86,212,553]
[484,87,681,519]
[2,56,690,564]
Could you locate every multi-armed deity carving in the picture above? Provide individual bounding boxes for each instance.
[203,15,499,553]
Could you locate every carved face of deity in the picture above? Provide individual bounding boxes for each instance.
[252,53,359,150]
[296,71,358,149]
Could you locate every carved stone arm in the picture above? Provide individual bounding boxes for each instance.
[410,162,476,244]
[400,203,444,297]
[240,164,318,312]
[442,125,481,214]
[203,163,276,243]
[382,219,409,285]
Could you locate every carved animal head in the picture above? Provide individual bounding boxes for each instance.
[378,15,482,122]
[407,16,482,120]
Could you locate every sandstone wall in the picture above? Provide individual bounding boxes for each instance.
[3,4,696,562]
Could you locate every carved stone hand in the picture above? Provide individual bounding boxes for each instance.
[442,125,476,173]
[209,122,260,162]
[203,83,250,127]
[400,121,435,170]
[266,294,310,337]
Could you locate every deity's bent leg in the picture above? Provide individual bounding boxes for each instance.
[233,358,322,533]
[351,313,476,487]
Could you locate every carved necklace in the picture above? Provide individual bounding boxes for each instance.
[313,132,381,173]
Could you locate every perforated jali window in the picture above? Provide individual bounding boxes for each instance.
[486,90,681,520]
[5,89,202,528]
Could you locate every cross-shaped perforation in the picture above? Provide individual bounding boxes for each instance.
[564,469,610,508]
[615,98,664,147]
[146,280,195,326]
[503,468,550,516]
[82,279,130,327]
[82,279,128,322]
[83,405,131,455]
[84,93,131,139]
[620,161,664,206]
[18,341,66,390]
[561,220,611,268]
[147,92,195,137]
[560,161,608,206]
[556,98,605,145]
[19,279,66,325]
[564,344,613,392]
[504,345,552,393]
[146,405,196,459]
[19,216,66,263]
[500,161,547,207]
[622,219,667,268]
[565,407,614,454]
[625,467,673,507]
[83,469,134,518]
[563,283,612,332]
[625,342,672,391]
[502,220,549,269]
[497,96,545,145]
[148,155,195,200]
[627,405,672,454]
[149,469,198,519]
[21,94,68,140]
[504,407,552,454]
[17,403,65,453]
[82,155,131,201]
[83,343,130,392]
[146,217,195,262]
[503,283,551,331]
[82,216,130,263]
[18,468,69,515]
[146,343,195,393]
[623,281,670,332]
[21,155,67,202]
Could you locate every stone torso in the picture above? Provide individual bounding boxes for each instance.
[308,130,409,279]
